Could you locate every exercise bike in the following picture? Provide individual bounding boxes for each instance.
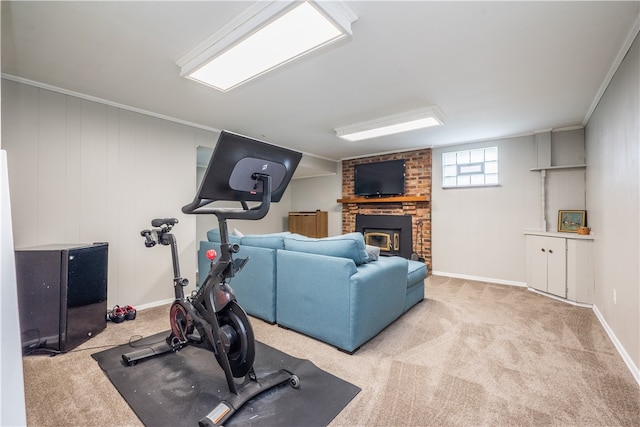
[122,131,302,427]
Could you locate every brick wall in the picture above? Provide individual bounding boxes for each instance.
[341,148,431,269]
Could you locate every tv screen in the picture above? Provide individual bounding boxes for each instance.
[354,160,406,197]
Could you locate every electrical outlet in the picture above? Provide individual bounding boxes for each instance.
[613,289,617,304]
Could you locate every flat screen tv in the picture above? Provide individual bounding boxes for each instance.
[354,159,405,197]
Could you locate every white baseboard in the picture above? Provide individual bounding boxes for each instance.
[592,304,640,386]
[526,287,592,308]
[136,298,173,311]
[431,271,527,287]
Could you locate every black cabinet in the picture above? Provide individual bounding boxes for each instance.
[15,243,108,353]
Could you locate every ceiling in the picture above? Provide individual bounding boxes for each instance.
[2,1,639,166]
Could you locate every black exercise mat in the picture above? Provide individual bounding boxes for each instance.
[92,332,360,426]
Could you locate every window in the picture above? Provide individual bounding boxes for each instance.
[442,146,498,188]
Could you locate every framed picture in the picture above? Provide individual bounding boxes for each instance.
[558,210,586,233]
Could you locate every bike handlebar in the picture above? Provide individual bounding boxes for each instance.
[140,229,156,247]
[151,218,178,228]
[141,218,179,248]
[181,174,272,221]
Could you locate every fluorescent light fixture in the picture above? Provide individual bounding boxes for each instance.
[177,1,357,92]
[335,107,445,142]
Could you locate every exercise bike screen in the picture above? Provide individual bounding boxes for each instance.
[228,157,287,194]
[196,131,302,203]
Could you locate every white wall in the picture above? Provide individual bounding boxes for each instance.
[585,32,639,374]
[545,129,587,231]
[432,129,587,284]
[432,135,541,284]
[2,78,304,304]
[2,79,200,308]
[290,163,343,237]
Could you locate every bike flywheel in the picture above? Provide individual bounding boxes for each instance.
[169,302,194,341]
[215,301,256,378]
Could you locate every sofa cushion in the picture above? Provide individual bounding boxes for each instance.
[284,232,369,265]
[241,232,291,250]
[207,229,242,245]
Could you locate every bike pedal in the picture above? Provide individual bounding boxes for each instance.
[187,332,204,343]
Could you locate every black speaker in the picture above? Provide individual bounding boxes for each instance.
[15,243,108,353]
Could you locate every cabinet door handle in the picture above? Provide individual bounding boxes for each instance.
[541,248,545,252]
[549,249,553,254]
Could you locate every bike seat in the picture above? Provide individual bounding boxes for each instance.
[151,218,178,227]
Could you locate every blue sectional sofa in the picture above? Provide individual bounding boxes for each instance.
[199,229,427,353]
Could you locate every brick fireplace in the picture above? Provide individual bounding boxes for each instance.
[340,148,431,269]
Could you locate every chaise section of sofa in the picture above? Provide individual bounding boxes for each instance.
[406,260,427,312]
[276,233,409,353]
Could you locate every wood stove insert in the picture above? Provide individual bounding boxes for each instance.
[355,214,413,259]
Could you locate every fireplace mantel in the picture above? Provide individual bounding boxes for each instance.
[337,195,429,204]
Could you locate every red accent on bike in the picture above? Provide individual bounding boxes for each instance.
[206,249,217,260]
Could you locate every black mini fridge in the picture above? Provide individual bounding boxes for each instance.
[15,243,108,353]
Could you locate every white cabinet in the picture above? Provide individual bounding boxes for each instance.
[526,235,566,297]
[525,231,594,303]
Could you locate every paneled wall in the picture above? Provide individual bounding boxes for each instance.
[432,135,542,284]
[431,129,588,285]
[2,79,205,308]
[585,32,639,375]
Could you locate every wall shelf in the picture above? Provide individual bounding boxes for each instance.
[530,163,587,230]
[529,164,586,171]
[524,229,593,240]
[337,195,429,204]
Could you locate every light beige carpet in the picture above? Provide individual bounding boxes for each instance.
[22,276,640,426]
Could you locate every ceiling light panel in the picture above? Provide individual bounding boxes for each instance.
[335,107,445,142]
[177,1,357,92]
